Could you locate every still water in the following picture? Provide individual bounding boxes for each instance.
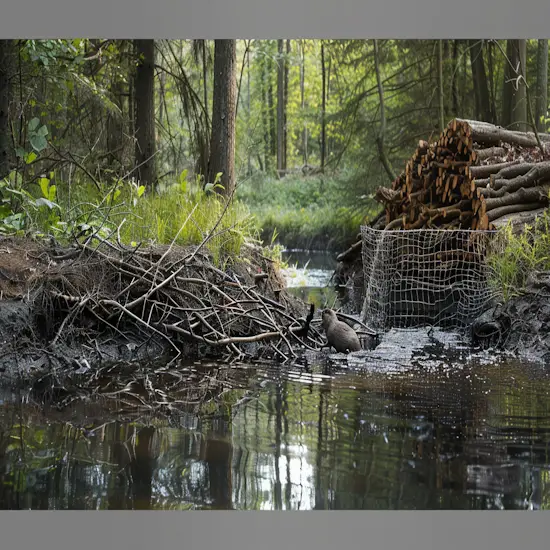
[1,250,550,510]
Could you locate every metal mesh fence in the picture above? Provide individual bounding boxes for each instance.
[360,226,504,332]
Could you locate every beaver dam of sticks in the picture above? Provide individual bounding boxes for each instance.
[0,235,337,367]
[1,234,378,413]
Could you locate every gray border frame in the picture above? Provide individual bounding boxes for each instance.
[0,510,548,549]
[1,1,550,549]
[1,0,550,38]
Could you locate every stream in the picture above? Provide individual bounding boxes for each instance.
[1,249,550,510]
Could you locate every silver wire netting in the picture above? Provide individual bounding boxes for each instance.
[360,226,504,332]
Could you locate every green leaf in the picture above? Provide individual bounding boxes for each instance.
[0,204,13,217]
[25,151,38,164]
[204,182,215,193]
[3,213,25,230]
[15,148,26,159]
[30,134,48,152]
[38,177,50,198]
[36,125,49,137]
[137,185,145,198]
[48,185,57,201]
[28,118,40,132]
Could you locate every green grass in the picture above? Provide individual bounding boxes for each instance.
[236,173,379,251]
[1,171,262,267]
[116,187,258,265]
[488,211,550,301]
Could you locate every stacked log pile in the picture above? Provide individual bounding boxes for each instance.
[335,119,550,304]
[374,118,550,232]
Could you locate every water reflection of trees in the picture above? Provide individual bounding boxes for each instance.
[1,359,550,509]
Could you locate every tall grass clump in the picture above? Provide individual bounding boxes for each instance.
[488,211,550,301]
[119,184,258,265]
[2,169,260,266]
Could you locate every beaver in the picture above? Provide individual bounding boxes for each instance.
[321,308,361,353]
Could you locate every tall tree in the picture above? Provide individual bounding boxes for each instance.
[276,39,285,174]
[283,40,290,172]
[246,44,252,176]
[487,40,497,124]
[259,47,270,172]
[267,42,276,159]
[208,39,237,198]
[106,41,127,170]
[535,39,549,131]
[451,40,460,117]
[0,40,13,180]
[438,40,445,130]
[373,40,396,182]
[502,39,527,131]
[469,40,493,123]
[320,41,326,172]
[300,40,308,166]
[129,426,156,510]
[134,39,157,188]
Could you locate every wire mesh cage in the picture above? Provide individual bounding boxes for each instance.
[360,226,504,332]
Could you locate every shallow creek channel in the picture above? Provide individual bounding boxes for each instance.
[0,249,549,510]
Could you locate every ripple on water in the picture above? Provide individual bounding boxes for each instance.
[1,310,550,509]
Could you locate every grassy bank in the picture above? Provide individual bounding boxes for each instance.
[488,212,550,301]
[1,170,268,267]
[236,173,379,252]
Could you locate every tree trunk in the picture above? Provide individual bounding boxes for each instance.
[107,76,124,169]
[469,40,493,123]
[134,39,157,188]
[208,39,237,198]
[502,39,528,131]
[438,40,445,131]
[260,48,270,173]
[487,40,497,124]
[129,426,155,510]
[276,39,284,174]
[535,39,549,131]
[301,40,308,166]
[284,39,290,172]
[267,43,276,159]
[247,45,252,176]
[373,39,396,182]
[202,40,209,126]
[0,40,13,180]
[320,41,326,172]
[451,40,459,116]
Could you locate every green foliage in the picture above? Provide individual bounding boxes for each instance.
[237,174,378,250]
[1,166,259,265]
[0,171,61,234]
[488,212,550,301]
[3,38,549,256]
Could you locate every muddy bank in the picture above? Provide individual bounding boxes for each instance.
[0,236,315,387]
[472,271,550,363]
